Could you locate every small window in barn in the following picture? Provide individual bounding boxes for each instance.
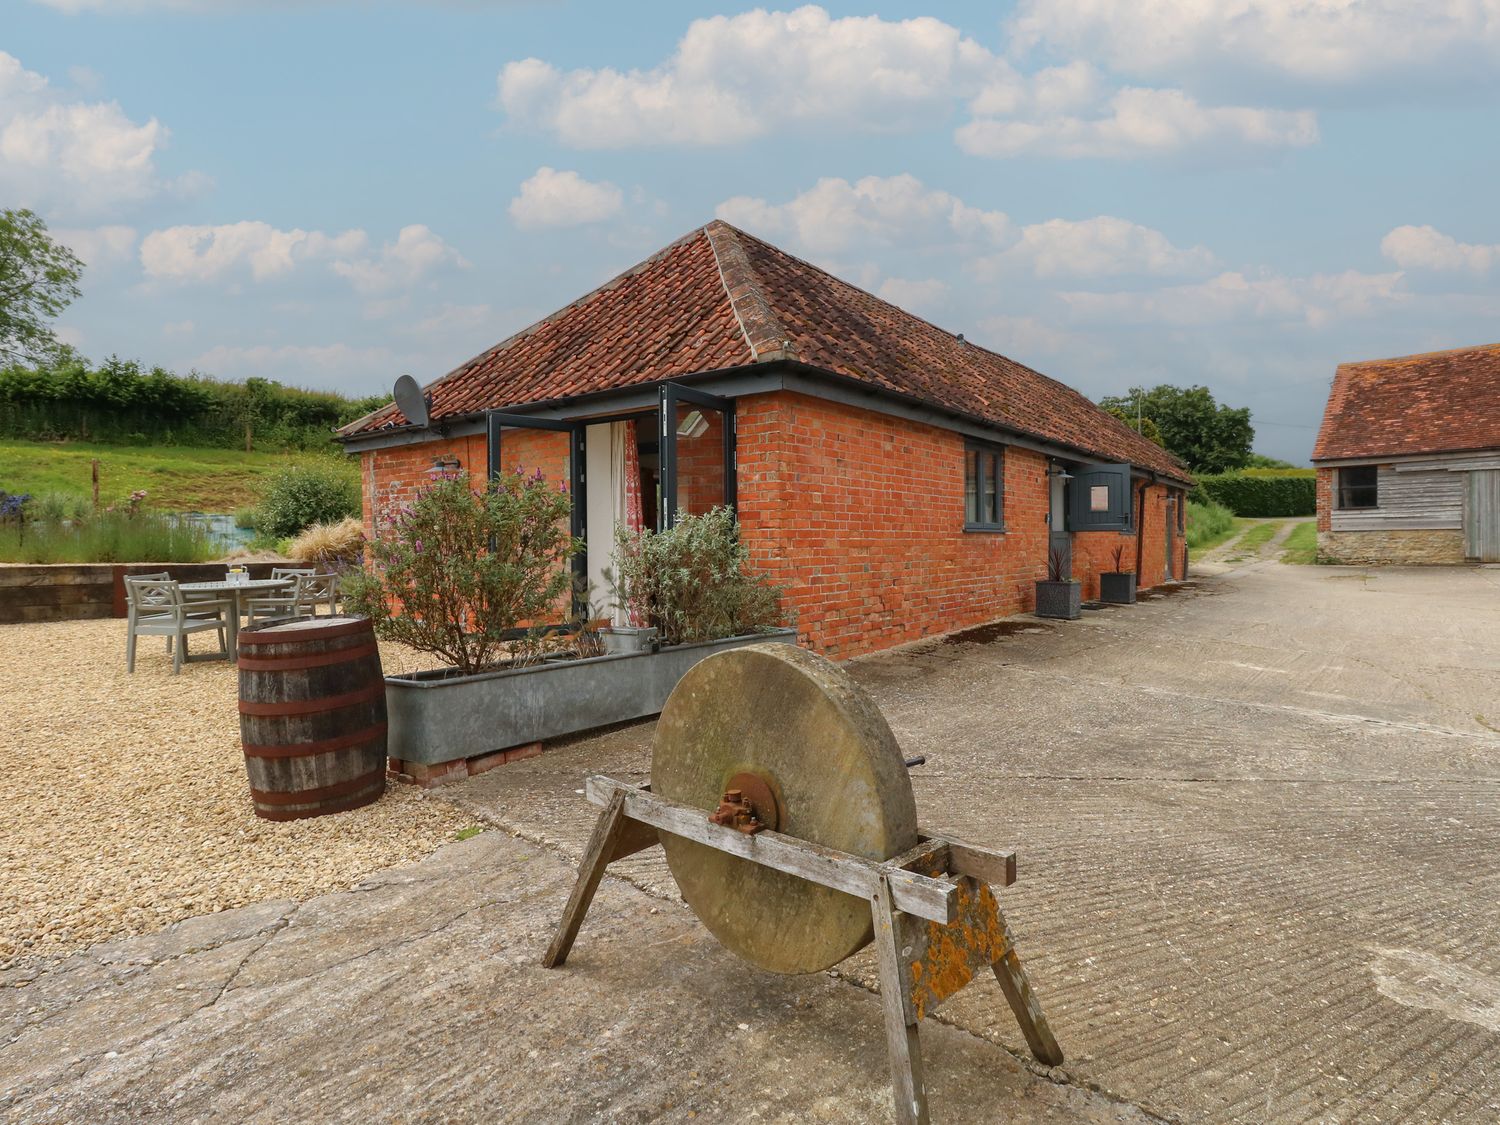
[964,443,1004,531]
[1337,465,1378,509]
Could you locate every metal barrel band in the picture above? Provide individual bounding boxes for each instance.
[237,681,386,717]
[236,641,380,672]
[241,721,388,760]
[249,768,385,807]
[252,785,384,822]
[239,618,370,646]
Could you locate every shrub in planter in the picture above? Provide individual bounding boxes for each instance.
[1100,542,1136,604]
[1034,547,1081,620]
[341,470,580,676]
[612,507,785,647]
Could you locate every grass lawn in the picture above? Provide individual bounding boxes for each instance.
[0,440,351,511]
[1280,521,1318,564]
[1185,501,1239,553]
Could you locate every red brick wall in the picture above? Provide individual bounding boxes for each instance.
[360,430,568,538]
[734,391,1175,659]
[357,392,1183,660]
[1316,467,1333,531]
[674,407,726,517]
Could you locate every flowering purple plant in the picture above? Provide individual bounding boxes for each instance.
[0,491,31,522]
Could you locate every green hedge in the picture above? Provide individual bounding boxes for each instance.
[0,358,390,451]
[1193,472,1316,517]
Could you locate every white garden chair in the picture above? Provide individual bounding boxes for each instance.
[124,578,231,675]
[246,572,339,622]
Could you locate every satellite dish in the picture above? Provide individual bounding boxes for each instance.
[392,374,430,428]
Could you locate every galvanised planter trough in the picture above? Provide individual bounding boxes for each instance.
[385,628,797,767]
[1099,572,1137,605]
[1033,579,1082,620]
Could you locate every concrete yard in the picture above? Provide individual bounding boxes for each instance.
[5,558,1499,1122]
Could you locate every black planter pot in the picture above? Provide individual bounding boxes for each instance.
[1034,580,1082,620]
[1100,572,1137,605]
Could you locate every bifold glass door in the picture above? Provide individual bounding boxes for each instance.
[485,412,586,598]
[659,384,734,528]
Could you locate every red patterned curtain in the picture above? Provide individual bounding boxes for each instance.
[622,419,644,533]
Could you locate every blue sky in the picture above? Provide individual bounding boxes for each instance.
[6,1,1499,462]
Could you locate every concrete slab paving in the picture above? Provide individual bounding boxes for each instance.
[0,833,1144,1124]
[6,559,1498,1123]
[434,560,1500,1123]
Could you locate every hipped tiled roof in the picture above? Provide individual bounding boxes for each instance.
[340,221,1189,481]
[1313,342,1500,461]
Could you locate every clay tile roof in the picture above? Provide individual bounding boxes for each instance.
[1312,342,1500,461]
[339,221,1189,482]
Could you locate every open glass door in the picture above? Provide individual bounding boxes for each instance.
[660,384,735,528]
[486,411,586,610]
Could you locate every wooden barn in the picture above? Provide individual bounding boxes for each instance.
[1313,342,1500,565]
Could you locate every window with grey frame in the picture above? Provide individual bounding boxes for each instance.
[1337,465,1378,509]
[964,442,1004,530]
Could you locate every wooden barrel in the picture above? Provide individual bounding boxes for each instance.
[237,615,387,821]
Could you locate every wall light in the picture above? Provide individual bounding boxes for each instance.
[432,455,461,472]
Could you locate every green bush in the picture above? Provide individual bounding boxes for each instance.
[253,462,361,539]
[1185,500,1235,552]
[1193,472,1315,517]
[612,507,785,647]
[0,357,390,450]
[341,471,580,676]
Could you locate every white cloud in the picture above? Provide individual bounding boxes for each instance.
[53,224,137,269]
[139,220,466,292]
[1059,269,1406,328]
[1381,225,1499,274]
[875,277,950,313]
[403,304,494,336]
[975,314,1076,359]
[140,221,368,283]
[499,7,993,147]
[499,8,1317,161]
[0,51,184,215]
[189,342,401,386]
[331,224,469,294]
[719,175,1208,285]
[509,167,624,229]
[957,86,1317,159]
[161,319,193,337]
[718,174,1012,256]
[983,216,1217,280]
[1010,0,1500,85]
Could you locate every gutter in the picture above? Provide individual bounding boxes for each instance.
[335,358,1193,486]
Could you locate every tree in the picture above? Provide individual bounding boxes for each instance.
[1098,384,1253,474]
[1102,405,1164,447]
[0,210,84,364]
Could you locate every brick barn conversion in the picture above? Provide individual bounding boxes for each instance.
[337,221,1192,660]
[1313,342,1500,566]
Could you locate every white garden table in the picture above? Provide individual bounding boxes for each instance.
[178,578,293,662]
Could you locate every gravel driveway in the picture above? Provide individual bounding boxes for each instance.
[0,619,465,970]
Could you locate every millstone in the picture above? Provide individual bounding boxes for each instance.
[652,643,918,974]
